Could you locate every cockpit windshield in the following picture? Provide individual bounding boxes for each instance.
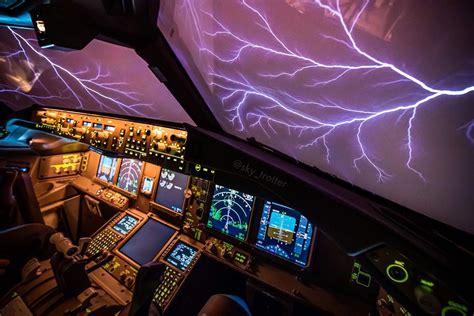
[157,0,474,233]
[0,28,194,124]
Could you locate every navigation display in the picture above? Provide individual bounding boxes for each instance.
[206,184,255,241]
[117,158,142,194]
[255,201,314,267]
[112,215,139,235]
[119,218,175,266]
[154,168,190,213]
[96,155,118,184]
[165,241,198,271]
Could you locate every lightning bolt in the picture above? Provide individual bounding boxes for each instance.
[180,0,474,182]
[0,27,153,116]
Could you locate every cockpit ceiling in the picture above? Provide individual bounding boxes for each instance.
[0,28,195,125]
[157,0,474,234]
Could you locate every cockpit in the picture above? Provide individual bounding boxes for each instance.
[0,1,472,315]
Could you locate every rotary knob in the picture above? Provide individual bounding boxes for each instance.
[124,276,135,287]
[206,242,218,254]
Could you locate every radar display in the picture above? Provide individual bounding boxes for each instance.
[117,158,142,194]
[255,201,314,267]
[206,184,255,241]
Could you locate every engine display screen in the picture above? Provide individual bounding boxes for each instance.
[154,168,190,213]
[112,215,139,235]
[165,241,198,271]
[119,218,175,266]
[96,155,118,184]
[117,158,142,194]
[255,201,314,267]
[206,184,255,241]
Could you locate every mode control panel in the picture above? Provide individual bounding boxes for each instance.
[31,107,188,168]
[366,247,471,316]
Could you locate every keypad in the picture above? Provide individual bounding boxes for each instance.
[153,267,182,308]
[86,228,121,257]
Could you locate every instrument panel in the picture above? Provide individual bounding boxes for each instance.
[25,107,472,315]
[29,107,319,271]
[31,107,188,169]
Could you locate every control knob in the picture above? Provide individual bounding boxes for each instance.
[206,242,218,254]
[124,276,135,287]
[414,285,441,315]
[74,127,87,134]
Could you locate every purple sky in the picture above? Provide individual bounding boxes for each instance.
[158,0,474,233]
[0,27,194,124]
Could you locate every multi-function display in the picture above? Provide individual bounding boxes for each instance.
[117,158,143,194]
[255,201,314,267]
[112,215,139,235]
[165,241,198,271]
[155,168,189,213]
[206,184,255,241]
[119,218,175,266]
[96,155,118,184]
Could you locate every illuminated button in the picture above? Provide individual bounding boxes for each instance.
[158,143,166,151]
[386,264,409,283]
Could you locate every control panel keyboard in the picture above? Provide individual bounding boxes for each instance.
[153,267,183,308]
[86,211,142,257]
[86,228,121,257]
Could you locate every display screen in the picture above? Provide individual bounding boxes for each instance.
[165,241,198,271]
[154,168,189,213]
[141,176,154,194]
[119,218,175,266]
[255,201,314,267]
[96,155,118,184]
[112,214,139,235]
[117,158,142,194]
[206,184,255,241]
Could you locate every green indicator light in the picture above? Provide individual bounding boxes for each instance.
[195,164,201,172]
[350,261,371,287]
[447,301,468,312]
[420,279,434,287]
[386,264,409,283]
[442,306,467,316]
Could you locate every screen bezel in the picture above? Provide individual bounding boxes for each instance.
[113,158,145,198]
[164,240,199,272]
[150,167,191,216]
[249,199,318,270]
[203,183,256,243]
[114,216,178,268]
